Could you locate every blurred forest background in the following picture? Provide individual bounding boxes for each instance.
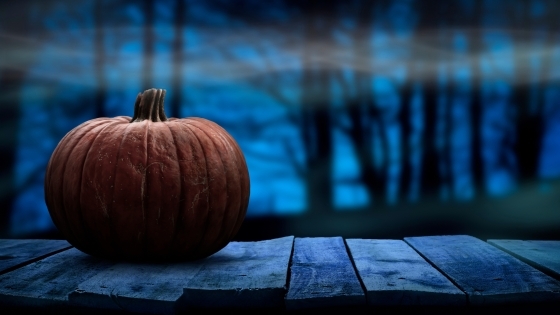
[2,0,560,240]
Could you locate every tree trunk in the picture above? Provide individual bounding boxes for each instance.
[470,0,484,192]
[515,0,549,181]
[420,2,447,197]
[339,0,382,206]
[302,0,333,215]
[95,0,106,119]
[170,0,185,119]
[0,2,32,237]
[143,0,155,91]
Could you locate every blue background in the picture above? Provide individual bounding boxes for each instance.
[1,0,560,239]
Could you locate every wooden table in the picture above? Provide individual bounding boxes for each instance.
[0,235,559,314]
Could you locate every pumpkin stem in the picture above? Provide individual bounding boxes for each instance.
[130,88,168,123]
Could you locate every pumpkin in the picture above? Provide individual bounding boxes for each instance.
[44,88,250,261]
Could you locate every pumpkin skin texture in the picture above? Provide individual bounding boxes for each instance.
[44,89,250,261]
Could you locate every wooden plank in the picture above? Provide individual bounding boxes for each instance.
[285,237,365,310]
[346,239,465,305]
[182,236,294,309]
[70,236,294,314]
[405,235,560,305]
[70,259,203,314]
[0,239,72,275]
[488,240,560,280]
[0,248,114,308]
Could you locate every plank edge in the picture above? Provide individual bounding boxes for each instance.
[0,244,73,276]
[487,240,560,282]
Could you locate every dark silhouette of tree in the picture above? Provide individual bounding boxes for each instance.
[421,0,483,200]
[515,0,554,181]
[470,0,484,192]
[394,0,417,203]
[419,2,447,198]
[0,2,33,237]
[301,0,335,214]
[536,0,560,180]
[143,0,155,91]
[95,0,106,119]
[170,0,186,119]
[368,0,419,205]
[344,0,385,205]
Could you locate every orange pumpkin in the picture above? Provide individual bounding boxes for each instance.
[44,88,250,261]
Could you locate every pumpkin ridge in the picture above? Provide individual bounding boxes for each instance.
[203,122,245,244]
[202,122,242,251]
[164,121,183,258]
[45,120,88,237]
[106,120,136,258]
[141,121,150,258]
[190,119,249,187]
[190,118,249,239]
[142,123,175,259]
[185,121,241,252]
[47,119,108,248]
[109,120,149,259]
[185,122,232,256]
[169,122,208,257]
[92,122,129,256]
[183,123,214,257]
[197,119,248,242]
[77,120,127,256]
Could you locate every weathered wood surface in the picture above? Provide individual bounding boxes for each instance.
[1,236,560,312]
[0,248,114,308]
[346,239,465,305]
[488,240,560,280]
[70,236,294,314]
[285,237,365,310]
[182,236,294,309]
[405,235,560,305]
[0,239,72,275]
[69,260,203,314]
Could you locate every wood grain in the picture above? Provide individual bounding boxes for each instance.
[285,237,365,310]
[346,239,465,305]
[0,248,113,308]
[70,237,294,314]
[181,236,294,309]
[69,258,204,314]
[488,240,560,280]
[405,235,560,305]
[0,239,72,275]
